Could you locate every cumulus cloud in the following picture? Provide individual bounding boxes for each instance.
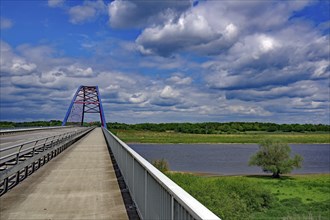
[225,80,323,102]
[204,26,329,90]
[48,0,65,8]
[227,105,271,116]
[311,60,330,79]
[0,41,37,76]
[136,11,228,56]
[108,0,190,28]
[136,0,312,56]
[69,0,106,24]
[57,65,95,77]
[0,17,13,29]
[160,85,180,99]
[167,74,192,85]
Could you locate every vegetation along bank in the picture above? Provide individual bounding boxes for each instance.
[167,173,330,220]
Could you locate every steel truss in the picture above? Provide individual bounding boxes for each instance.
[62,85,106,127]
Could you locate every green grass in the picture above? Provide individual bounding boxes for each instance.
[113,130,330,143]
[167,173,330,220]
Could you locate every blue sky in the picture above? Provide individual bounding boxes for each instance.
[0,0,329,124]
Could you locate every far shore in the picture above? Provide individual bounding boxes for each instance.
[169,170,330,177]
[115,130,330,144]
[128,142,330,145]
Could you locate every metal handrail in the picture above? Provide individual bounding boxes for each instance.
[0,128,83,152]
[0,126,73,135]
[0,127,88,166]
[102,127,220,220]
[0,126,95,196]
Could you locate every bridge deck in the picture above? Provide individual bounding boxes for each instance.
[0,128,128,220]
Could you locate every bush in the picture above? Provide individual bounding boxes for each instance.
[151,158,170,173]
[167,173,274,220]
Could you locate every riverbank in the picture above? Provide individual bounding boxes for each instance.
[113,130,330,143]
[130,143,329,175]
[167,173,330,219]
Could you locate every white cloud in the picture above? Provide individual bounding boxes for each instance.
[225,80,323,102]
[0,41,37,76]
[167,74,192,85]
[65,65,94,77]
[204,24,329,90]
[258,35,279,53]
[227,105,272,116]
[48,0,65,8]
[135,0,312,56]
[69,0,106,24]
[136,8,229,56]
[0,17,13,29]
[108,0,190,28]
[312,60,330,79]
[129,93,147,104]
[160,86,180,99]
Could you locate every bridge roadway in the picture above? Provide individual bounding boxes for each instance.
[0,128,128,219]
[0,127,83,149]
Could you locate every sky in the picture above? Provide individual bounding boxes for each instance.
[0,0,329,124]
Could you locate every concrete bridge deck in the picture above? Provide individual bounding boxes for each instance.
[0,128,128,220]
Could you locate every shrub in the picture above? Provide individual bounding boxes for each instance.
[167,173,274,220]
[151,158,170,173]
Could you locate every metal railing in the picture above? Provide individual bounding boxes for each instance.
[102,127,220,220]
[0,126,73,135]
[0,127,94,196]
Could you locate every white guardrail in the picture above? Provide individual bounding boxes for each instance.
[102,127,220,220]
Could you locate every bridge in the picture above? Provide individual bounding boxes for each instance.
[0,86,220,220]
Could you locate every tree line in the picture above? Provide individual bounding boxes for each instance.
[107,122,330,134]
[0,121,103,128]
[1,121,329,133]
[0,120,62,128]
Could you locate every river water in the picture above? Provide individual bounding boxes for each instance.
[129,144,330,175]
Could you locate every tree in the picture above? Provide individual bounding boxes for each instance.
[249,139,303,178]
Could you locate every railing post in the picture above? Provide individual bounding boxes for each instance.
[15,153,19,165]
[132,157,135,197]
[144,170,147,218]
[171,196,174,220]
[17,144,24,162]
[43,138,48,151]
[3,178,8,194]
[15,171,20,185]
[33,140,39,155]
[25,166,28,178]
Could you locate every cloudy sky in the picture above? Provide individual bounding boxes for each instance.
[0,0,329,124]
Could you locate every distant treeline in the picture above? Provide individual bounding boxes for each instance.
[0,120,102,128]
[1,121,329,133]
[107,122,330,134]
[0,120,63,128]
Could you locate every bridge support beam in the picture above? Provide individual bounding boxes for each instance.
[62,85,106,127]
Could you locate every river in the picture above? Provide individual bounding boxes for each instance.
[129,144,330,175]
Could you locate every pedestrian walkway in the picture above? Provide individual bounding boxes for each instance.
[0,128,128,220]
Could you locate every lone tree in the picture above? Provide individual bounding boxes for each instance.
[249,139,303,178]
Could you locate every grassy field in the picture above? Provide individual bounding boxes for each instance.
[167,173,330,220]
[112,130,330,143]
